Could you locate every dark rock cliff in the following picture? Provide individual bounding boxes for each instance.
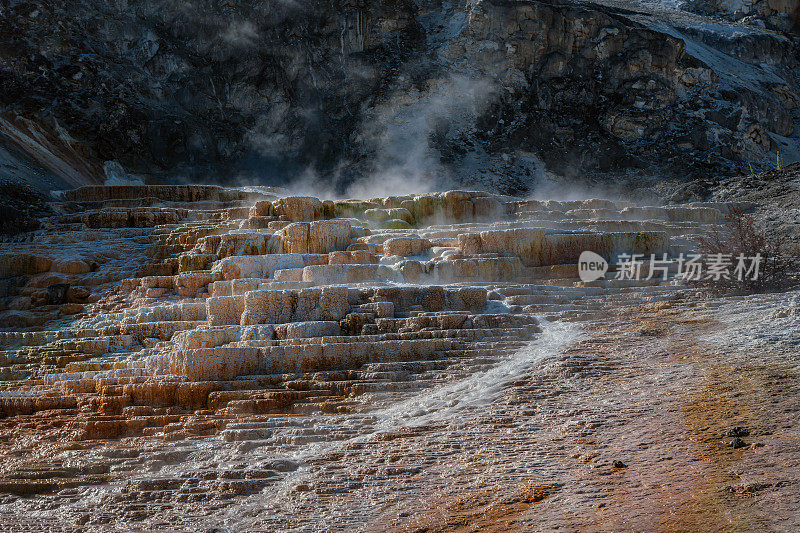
[1,0,799,193]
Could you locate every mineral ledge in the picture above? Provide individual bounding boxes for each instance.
[0,185,757,528]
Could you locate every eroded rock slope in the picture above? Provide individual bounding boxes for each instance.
[1,0,798,190]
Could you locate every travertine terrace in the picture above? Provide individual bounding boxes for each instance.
[1,185,795,530]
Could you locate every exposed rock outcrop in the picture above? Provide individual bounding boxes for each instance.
[1,0,798,192]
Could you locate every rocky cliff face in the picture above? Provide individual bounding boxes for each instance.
[1,0,799,193]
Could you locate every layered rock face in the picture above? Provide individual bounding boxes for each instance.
[0,184,748,512]
[1,0,798,190]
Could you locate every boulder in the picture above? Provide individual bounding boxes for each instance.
[383,237,432,257]
[273,196,324,221]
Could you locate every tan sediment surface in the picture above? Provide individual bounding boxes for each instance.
[360,299,800,532]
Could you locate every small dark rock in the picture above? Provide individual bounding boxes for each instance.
[46,283,70,305]
[727,426,750,438]
[731,437,747,449]
[612,460,627,468]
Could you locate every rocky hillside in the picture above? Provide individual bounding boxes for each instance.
[1,0,799,193]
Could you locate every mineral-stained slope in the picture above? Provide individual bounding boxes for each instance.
[2,185,788,529]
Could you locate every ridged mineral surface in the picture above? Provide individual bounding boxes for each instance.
[1,186,798,530]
